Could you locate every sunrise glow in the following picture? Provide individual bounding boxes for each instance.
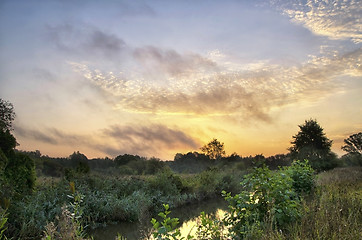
[0,0,361,159]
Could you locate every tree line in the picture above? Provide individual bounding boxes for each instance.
[1,98,362,195]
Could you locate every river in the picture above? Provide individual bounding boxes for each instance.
[90,197,228,240]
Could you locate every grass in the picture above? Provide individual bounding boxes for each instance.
[4,166,361,239]
[3,167,245,239]
[263,167,362,240]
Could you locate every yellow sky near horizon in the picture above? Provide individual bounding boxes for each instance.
[1,0,361,160]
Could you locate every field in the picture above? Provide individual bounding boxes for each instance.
[1,159,361,239]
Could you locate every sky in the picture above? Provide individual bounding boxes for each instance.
[0,0,361,160]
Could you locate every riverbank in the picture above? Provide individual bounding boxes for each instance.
[90,197,228,240]
[4,167,245,239]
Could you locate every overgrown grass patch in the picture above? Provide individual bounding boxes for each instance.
[263,167,362,239]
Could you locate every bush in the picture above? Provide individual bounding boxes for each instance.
[340,153,362,167]
[148,169,182,196]
[285,160,315,194]
[199,168,218,195]
[4,153,36,194]
[223,166,301,238]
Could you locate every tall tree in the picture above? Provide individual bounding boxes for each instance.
[341,132,362,155]
[0,99,17,156]
[0,99,36,194]
[0,98,15,132]
[289,119,336,171]
[200,138,225,160]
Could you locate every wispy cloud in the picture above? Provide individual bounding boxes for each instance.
[15,126,87,146]
[71,47,361,122]
[46,23,126,59]
[272,0,362,43]
[14,123,199,158]
[133,46,218,77]
[102,124,199,156]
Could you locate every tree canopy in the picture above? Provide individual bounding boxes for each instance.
[200,138,225,160]
[0,99,36,194]
[341,132,362,155]
[289,119,332,153]
[0,98,15,132]
[289,119,336,171]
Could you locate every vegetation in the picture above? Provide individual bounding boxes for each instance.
[341,132,362,155]
[200,139,226,161]
[289,119,338,171]
[0,98,360,239]
[150,166,361,240]
[340,132,362,167]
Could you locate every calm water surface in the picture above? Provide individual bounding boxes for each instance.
[90,197,228,240]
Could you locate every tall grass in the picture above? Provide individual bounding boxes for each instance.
[264,167,362,239]
[150,166,362,240]
[4,167,244,239]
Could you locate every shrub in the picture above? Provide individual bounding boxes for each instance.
[4,152,36,194]
[285,160,315,194]
[223,166,301,238]
[198,168,218,195]
[148,169,183,196]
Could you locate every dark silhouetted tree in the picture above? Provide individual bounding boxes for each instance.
[200,139,226,160]
[0,130,17,157]
[341,132,362,155]
[145,157,165,174]
[114,154,141,166]
[289,119,337,171]
[0,99,36,194]
[69,151,90,174]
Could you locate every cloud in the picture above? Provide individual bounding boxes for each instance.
[14,123,199,158]
[133,46,218,77]
[15,126,58,144]
[15,126,86,146]
[72,47,361,122]
[272,0,362,43]
[102,124,199,155]
[46,23,126,59]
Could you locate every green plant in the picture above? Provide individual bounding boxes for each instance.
[4,152,36,195]
[285,160,315,194]
[0,208,8,240]
[41,182,89,240]
[151,204,185,240]
[223,165,301,238]
[196,211,224,240]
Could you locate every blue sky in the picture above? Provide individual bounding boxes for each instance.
[0,0,361,159]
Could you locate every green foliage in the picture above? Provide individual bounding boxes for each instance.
[0,208,8,240]
[64,168,76,181]
[151,204,186,240]
[148,169,183,196]
[223,165,302,238]
[285,160,315,194]
[41,159,64,177]
[42,182,89,240]
[145,157,165,175]
[196,211,224,240]
[340,152,362,166]
[0,130,16,158]
[4,153,36,194]
[0,99,15,133]
[0,149,7,172]
[114,154,141,166]
[76,161,90,174]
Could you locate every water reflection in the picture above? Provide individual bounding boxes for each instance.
[178,208,227,238]
[91,198,227,240]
